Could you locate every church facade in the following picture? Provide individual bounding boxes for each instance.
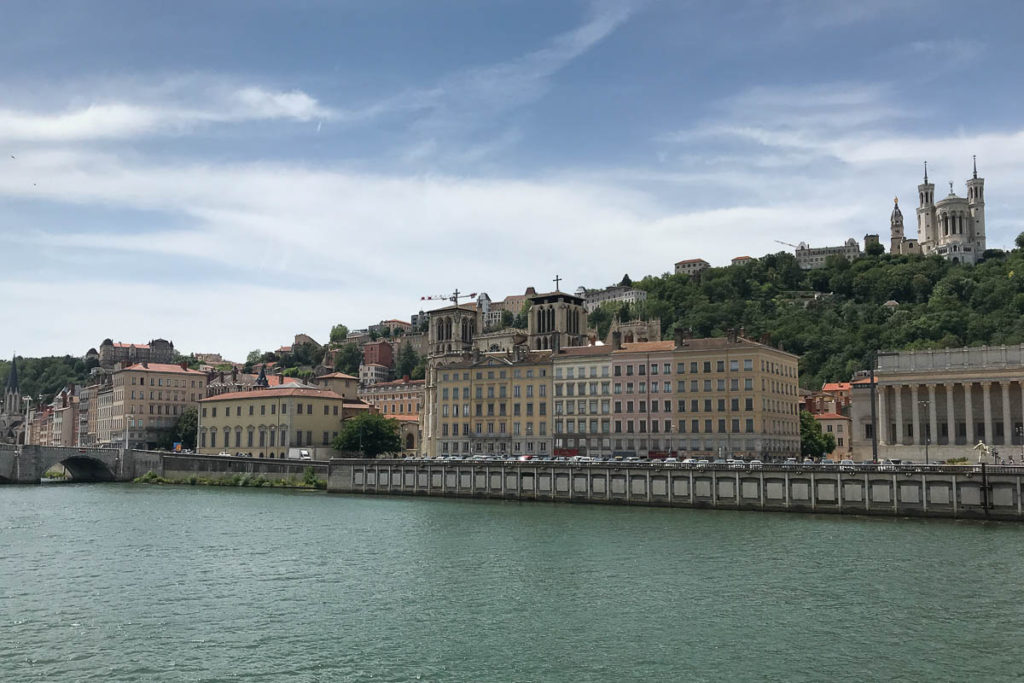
[1,356,23,444]
[891,159,986,264]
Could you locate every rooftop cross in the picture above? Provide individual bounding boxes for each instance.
[553,274,561,291]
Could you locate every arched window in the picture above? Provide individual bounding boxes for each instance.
[405,434,415,450]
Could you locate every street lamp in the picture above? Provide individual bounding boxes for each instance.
[917,399,930,464]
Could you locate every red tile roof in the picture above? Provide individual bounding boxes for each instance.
[122,363,204,374]
[202,387,346,402]
[614,341,677,353]
[320,372,358,380]
[675,258,709,265]
[114,342,151,349]
[822,382,851,392]
[814,413,849,420]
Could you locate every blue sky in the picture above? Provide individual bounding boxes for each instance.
[2,0,1023,360]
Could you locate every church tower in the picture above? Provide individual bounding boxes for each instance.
[917,161,936,250]
[889,197,904,254]
[3,355,20,418]
[966,155,986,253]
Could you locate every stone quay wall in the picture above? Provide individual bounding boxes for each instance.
[328,460,1024,521]
[160,453,328,483]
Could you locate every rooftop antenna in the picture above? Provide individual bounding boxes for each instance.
[973,154,978,179]
[923,161,928,184]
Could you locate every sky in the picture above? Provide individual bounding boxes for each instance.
[2,0,1023,361]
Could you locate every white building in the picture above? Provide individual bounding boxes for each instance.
[794,239,862,270]
[577,284,647,313]
[891,159,987,264]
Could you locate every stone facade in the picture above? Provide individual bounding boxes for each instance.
[674,258,710,277]
[794,239,862,270]
[109,362,207,449]
[891,160,986,264]
[197,386,369,459]
[850,345,1024,462]
[98,338,175,370]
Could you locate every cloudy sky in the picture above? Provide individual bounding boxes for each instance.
[2,0,1022,361]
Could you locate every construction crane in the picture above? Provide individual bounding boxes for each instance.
[774,239,801,249]
[420,289,478,306]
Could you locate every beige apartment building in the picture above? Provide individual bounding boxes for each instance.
[110,362,207,449]
[426,349,553,458]
[197,386,369,459]
[552,345,614,458]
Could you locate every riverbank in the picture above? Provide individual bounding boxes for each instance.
[134,468,326,490]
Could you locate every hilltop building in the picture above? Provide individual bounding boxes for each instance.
[98,338,175,370]
[891,160,986,264]
[675,259,710,277]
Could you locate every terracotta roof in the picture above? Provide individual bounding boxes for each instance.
[320,372,358,380]
[392,415,420,422]
[276,345,293,353]
[364,378,424,387]
[675,258,709,265]
[114,342,151,349]
[614,341,677,353]
[814,412,850,420]
[202,387,346,402]
[556,345,612,357]
[732,256,752,261]
[382,319,411,325]
[851,376,877,385]
[122,363,204,374]
[822,382,851,392]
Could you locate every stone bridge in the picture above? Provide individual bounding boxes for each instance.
[0,445,324,485]
[0,445,163,484]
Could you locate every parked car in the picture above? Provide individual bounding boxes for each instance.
[729,460,747,470]
[748,460,763,470]
[839,459,857,471]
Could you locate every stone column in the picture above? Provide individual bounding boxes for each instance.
[964,383,975,445]
[983,382,993,444]
[910,385,921,445]
[928,384,938,446]
[945,383,956,445]
[1001,381,1012,445]
[877,384,888,445]
[893,385,904,446]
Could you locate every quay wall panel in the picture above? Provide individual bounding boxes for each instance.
[327,460,1024,521]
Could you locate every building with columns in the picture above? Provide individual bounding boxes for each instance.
[850,345,1024,462]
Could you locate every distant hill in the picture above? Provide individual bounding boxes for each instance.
[593,243,1024,390]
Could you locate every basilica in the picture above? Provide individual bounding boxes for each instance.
[890,158,986,264]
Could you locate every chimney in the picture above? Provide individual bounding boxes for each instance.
[142,361,148,369]
[231,367,238,382]
[673,328,685,347]
[611,331,622,351]
[552,335,561,354]
[180,361,188,371]
[278,371,284,386]
[738,326,745,340]
[219,371,225,382]
[727,328,737,343]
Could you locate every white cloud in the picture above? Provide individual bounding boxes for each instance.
[0,85,332,142]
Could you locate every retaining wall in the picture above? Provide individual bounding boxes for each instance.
[328,460,1024,521]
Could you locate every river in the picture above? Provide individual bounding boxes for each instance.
[1,484,1023,681]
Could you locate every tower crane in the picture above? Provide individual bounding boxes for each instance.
[774,239,800,249]
[420,289,478,305]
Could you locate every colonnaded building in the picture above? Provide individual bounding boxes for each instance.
[850,345,1024,462]
[422,287,801,460]
[890,159,986,264]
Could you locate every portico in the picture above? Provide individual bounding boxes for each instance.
[851,345,1024,461]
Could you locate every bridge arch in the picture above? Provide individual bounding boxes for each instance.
[41,454,117,482]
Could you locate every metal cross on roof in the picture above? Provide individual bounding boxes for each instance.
[553,274,561,291]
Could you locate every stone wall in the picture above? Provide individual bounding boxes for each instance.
[161,453,328,483]
[329,460,1024,521]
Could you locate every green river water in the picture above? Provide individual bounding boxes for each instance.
[1,484,1023,682]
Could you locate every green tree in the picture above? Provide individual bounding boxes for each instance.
[865,242,886,257]
[333,343,362,375]
[500,309,515,329]
[619,273,633,287]
[395,342,420,379]
[512,300,531,329]
[155,406,199,451]
[246,349,263,365]
[332,412,402,458]
[799,410,835,459]
[329,324,349,344]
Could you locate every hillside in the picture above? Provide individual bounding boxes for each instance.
[601,241,1024,390]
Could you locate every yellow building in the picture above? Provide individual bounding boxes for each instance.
[426,350,553,458]
[197,386,369,459]
[110,362,207,449]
